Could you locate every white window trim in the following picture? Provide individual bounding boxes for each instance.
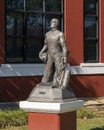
[0,63,104,77]
[71,63,104,75]
[0,64,44,77]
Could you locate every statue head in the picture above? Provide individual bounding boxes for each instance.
[50,18,59,29]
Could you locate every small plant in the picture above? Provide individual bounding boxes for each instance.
[77,108,96,119]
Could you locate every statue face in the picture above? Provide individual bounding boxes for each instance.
[50,19,59,28]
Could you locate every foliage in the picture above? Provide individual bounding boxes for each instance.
[0,109,27,128]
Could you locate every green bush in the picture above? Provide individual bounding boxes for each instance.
[91,126,104,130]
[77,108,97,119]
[0,109,27,128]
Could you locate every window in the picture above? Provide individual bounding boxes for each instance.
[6,0,63,63]
[84,0,98,62]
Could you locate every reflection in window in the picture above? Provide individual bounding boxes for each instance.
[84,0,96,15]
[6,0,63,63]
[85,17,97,37]
[84,0,98,62]
[6,0,24,9]
[6,12,23,35]
[27,14,43,36]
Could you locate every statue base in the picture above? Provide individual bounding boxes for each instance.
[27,82,76,102]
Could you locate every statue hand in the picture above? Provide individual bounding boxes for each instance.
[39,52,47,63]
[39,52,42,60]
[63,57,67,67]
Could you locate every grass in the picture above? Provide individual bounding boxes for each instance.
[0,107,104,130]
[0,126,27,130]
[77,107,104,130]
[0,109,27,129]
[77,108,97,119]
[0,117,104,130]
[77,117,104,130]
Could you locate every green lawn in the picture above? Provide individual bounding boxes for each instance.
[0,117,104,130]
[0,108,104,130]
[77,117,104,130]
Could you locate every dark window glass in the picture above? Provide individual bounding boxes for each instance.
[85,17,97,37]
[24,37,43,62]
[6,12,23,36]
[6,0,24,10]
[6,37,24,62]
[84,40,98,62]
[45,0,62,12]
[84,0,97,15]
[26,0,43,11]
[84,0,98,62]
[26,13,43,36]
[6,0,63,63]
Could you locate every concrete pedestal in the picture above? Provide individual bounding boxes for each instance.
[19,100,83,130]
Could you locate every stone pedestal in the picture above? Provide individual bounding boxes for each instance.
[19,100,83,130]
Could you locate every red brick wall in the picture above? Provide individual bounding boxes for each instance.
[1,75,104,102]
[0,76,41,102]
[64,0,84,65]
[70,75,104,97]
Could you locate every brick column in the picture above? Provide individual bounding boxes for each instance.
[28,111,76,130]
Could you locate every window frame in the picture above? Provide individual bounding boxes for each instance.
[84,0,99,63]
[5,0,64,63]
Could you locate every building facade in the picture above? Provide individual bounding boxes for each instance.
[0,0,104,102]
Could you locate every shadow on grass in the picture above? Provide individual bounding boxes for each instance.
[91,126,104,130]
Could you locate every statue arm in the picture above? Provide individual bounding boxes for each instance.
[39,35,48,60]
[39,44,47,54]
[40,34,48,53]
[60,33,68,64]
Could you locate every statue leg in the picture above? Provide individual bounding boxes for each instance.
[53,54,65,87]
[42,55,54,82]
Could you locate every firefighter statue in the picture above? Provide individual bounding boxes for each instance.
[39,18,70,88]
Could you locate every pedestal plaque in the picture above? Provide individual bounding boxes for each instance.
[27,82,76,102]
